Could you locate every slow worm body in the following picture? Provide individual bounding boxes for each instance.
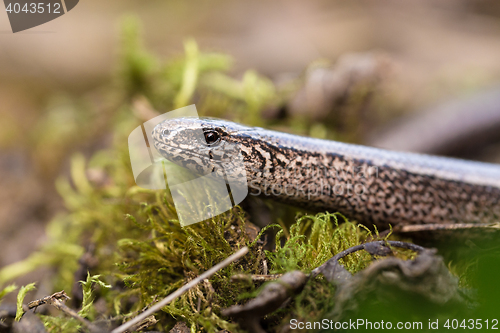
[152,118,500,230]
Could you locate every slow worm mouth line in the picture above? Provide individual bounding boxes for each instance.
[154,142,237,167]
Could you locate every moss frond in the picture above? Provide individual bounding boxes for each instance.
[15,283,36,321]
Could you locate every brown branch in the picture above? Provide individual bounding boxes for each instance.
[28,291,70,311]
[27,290,101,333]
[123,315,158,333]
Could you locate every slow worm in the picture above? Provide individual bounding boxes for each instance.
[152,117,500,231]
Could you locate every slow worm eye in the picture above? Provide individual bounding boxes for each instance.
[203,130,220,145]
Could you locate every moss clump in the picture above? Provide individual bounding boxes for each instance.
[266,213,373,274]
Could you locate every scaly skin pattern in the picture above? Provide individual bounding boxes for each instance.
[152,117,500,230]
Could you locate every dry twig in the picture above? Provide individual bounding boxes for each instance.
[27,290,101,333]
[111,247,249,333]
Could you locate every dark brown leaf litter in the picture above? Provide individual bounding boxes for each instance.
[0,304,17,333]
[222,271,307,333]
[0,304,47,333]
[325,247,467,321]
[12,311,47,333]
[224,240,470,332]
[311,240,426,287]
[168,321,190,333]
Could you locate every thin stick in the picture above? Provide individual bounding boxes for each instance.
[111,246,249,333]
[231,273,283,282]
[28,290,70,310]
[46,296,99,332]
[399,222,500,232]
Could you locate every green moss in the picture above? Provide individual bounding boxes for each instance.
[39,315,81,333]
[267,213,373,274]
[0,284,17,306]
[78,274,111,320]
[15,283,36,321]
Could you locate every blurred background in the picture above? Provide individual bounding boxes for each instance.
[1,0,500,303]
